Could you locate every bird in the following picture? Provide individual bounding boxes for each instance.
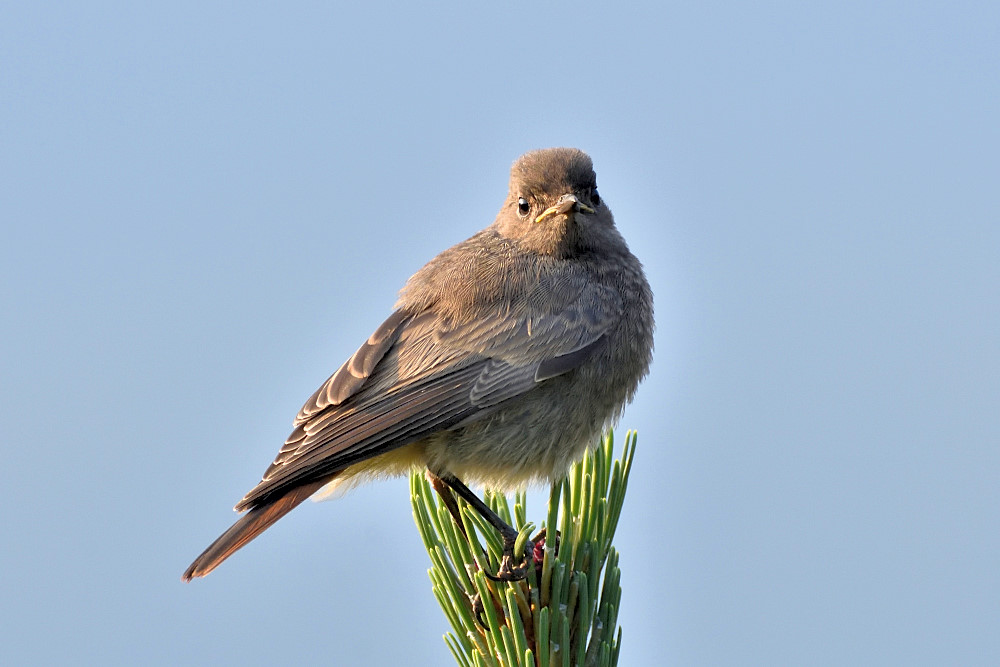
[182,147,654,582]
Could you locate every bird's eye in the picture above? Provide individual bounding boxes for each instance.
[517,197,530,216]
[591,188,600,206]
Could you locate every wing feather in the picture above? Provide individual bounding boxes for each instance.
[294,309,412,425]
[235,277,623,512]
[238,364,483,509]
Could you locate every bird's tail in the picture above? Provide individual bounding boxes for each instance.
[182,479,328,581]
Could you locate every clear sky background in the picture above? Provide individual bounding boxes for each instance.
[2,2,998,665]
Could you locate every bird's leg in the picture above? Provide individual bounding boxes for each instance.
[427,470,495,626]
[425,470,467,539]
[436,472,533,582]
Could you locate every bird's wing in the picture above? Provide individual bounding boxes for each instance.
[294,308,412,425]
[235,282,622,511]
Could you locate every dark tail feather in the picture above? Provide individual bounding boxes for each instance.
[182,479,328,581]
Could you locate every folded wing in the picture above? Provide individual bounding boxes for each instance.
[235,281,622,512]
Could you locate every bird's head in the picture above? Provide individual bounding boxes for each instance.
[496,148,612,258]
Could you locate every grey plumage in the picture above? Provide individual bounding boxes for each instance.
[183,148,653,581]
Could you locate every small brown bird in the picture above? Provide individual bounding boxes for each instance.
[182,148,653,582]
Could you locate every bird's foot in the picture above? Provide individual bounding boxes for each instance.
[486,532,534,582]
[471,592,487,628]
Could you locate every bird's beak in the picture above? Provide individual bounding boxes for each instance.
[535,194,595,224]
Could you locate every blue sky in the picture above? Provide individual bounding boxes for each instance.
[2,2,998,665]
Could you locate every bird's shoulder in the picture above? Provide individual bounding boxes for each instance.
[397,227,620,321]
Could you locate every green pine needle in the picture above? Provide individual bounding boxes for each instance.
[410,430,638,667]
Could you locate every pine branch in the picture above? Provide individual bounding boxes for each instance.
[410,430,638,667]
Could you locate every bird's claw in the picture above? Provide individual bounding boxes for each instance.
[485,536,534,582]
[471,592,487,628]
